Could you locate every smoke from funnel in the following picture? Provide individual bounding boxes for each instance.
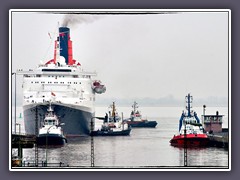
[62,14,102,27]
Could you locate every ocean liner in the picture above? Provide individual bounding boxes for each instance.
[17,27,106,136]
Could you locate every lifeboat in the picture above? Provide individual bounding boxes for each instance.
[92,80,106,94]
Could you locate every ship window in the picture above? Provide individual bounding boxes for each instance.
[48,120,53,125]
[31,82,33,83]
[42,69,71,72]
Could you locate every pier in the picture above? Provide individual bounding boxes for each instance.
[202,108,229,149]
[207,128,229,148]
[11,134,36,167]
[11,133,69,167]
[12,134,36,148]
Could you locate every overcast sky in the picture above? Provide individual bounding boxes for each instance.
[11,10,229,104]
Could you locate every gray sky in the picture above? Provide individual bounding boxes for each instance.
[11,10,229,104]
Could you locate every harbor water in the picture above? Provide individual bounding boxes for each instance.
[11,106,229,168]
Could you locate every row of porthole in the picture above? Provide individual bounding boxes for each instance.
[48,75,65,77]
[30,81,82,84]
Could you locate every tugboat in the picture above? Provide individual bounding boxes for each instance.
[170,94,209,147]
[124,102,157,128]
[90,102,131,136]
[37,103,67,146]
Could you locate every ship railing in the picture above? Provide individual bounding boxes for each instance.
[12,132,35,137]
[12,132,29,136]
[203,118,223,124]
[16,71,38,75]
[21,161,68,167]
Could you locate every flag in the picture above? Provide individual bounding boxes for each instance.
[51,92,56,96]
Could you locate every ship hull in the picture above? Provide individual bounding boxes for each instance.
[23,103,93,136]
[90,128,131,136]
[126,120,157,128]
[170,134,209,147]
[37,134,67,146]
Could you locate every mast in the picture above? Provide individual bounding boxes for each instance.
[132,101,138,118]
[185,93,192,117]
[56,35,60,64]
[112,102,115,117]
[179,93,196,131]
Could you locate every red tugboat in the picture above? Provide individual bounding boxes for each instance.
[170,94,209,147]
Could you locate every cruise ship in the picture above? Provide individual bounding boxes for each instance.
[17,27,106,136]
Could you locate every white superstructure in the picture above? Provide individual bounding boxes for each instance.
[18,64,98,109]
